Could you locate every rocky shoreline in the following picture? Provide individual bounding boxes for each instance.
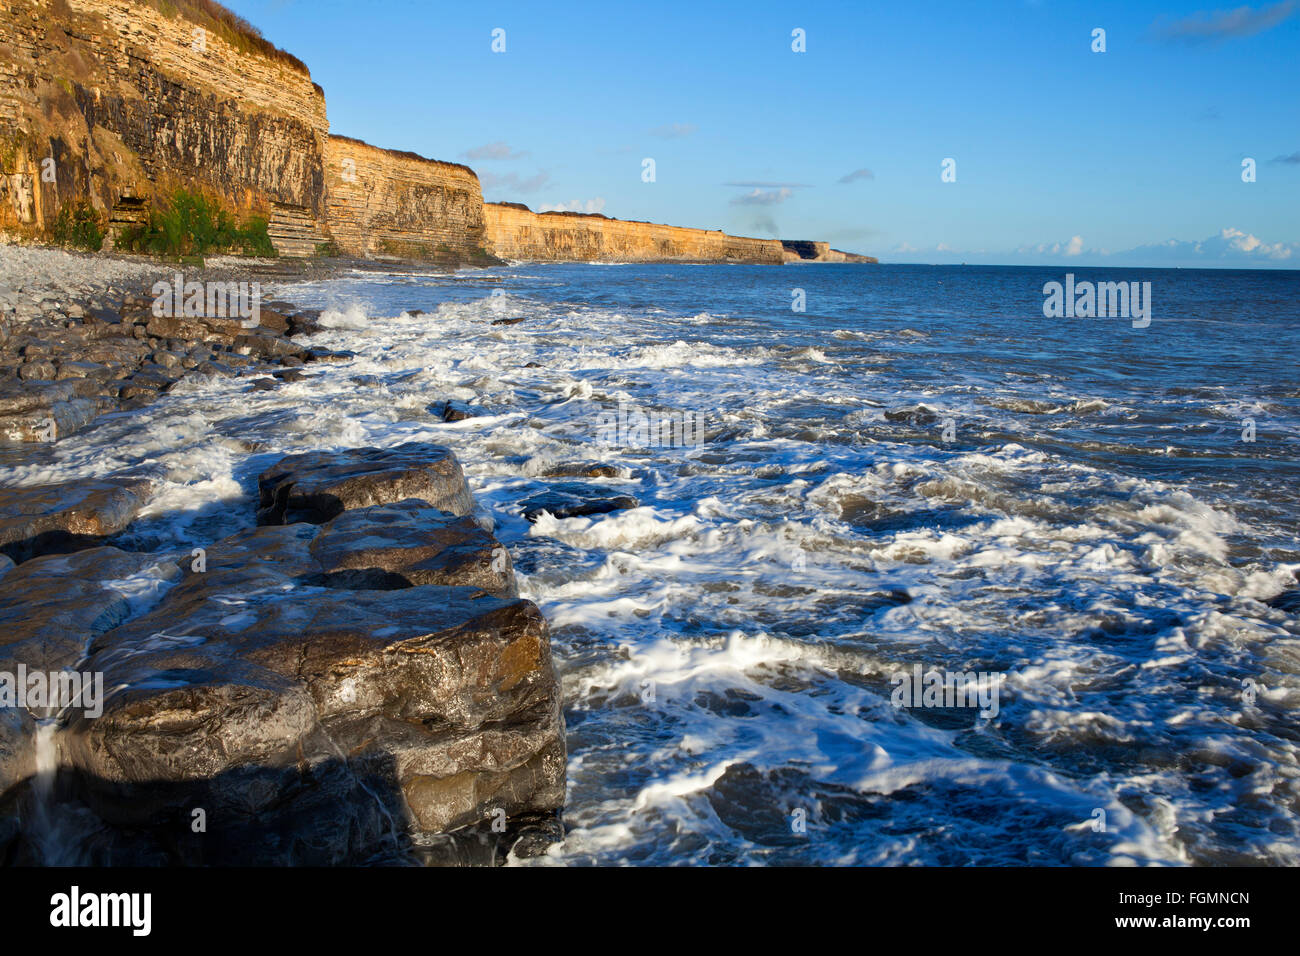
[0,247,566,865]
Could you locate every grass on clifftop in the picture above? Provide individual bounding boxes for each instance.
[146,0,310,74]
[116,189,276,259]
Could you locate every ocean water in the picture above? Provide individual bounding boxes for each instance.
[12,262,1300,865]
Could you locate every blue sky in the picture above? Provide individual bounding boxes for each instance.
[224,0,1299,267]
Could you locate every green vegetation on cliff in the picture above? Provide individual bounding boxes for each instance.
[116,189,276,258]
[49,203,105,252]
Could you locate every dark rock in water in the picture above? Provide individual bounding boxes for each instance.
[303,347,355,363]
[491,316,526,326]
[884,404,940,425]
[255,308,291,336]
[520,482,638,522]
[1266,589,1300,613]
[0,505,562,865]
[248,377,279,391]
[257,441,475,525]
[287,309,324,337]
[0,477,155,561]
[542,461,622,479]
[309,499,516,598]
[431,399,486,422]
[272,367,307,383]
[523,362,542,368]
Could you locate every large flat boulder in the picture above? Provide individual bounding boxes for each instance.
[0,477,155,561]
[309,499,516,597]
[257,442,475,525]
[0,500,562,865]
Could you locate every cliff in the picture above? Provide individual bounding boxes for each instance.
[0,0,328,240]
[0,0,870,266]
[324,136,489,263]
[781,240,877,263]
[483,203,785,264]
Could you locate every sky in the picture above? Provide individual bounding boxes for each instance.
[222,0,1300,267]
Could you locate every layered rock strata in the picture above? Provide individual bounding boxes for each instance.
[482,203,785,264]
[0,443,566,865]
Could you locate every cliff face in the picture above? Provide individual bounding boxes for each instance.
[0,0,328,238]
[483,204,785,264]
[0,0,869,265]
[324,136,487,262]
[781,240,877,263]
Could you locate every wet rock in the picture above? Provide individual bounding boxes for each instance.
[0,390,99,442]
[287,309,323,337]
[127,366,176,392]
[257,441,475,525]
[272,368,307,383]
[491,316,527,327]
[55,581,564,864]
[303,347,356,363]
[431,399,486,422]
[254,308,290,336]
[0,507,560,865]
[248,377,279,391]
[0,476,155,561]
[542,461,622,479]
[884,404,940,425]
[520,482,639,522]
[17,361,55,381]
[54,361,112,382]
[0,548,182,799]
[309,499,517,597]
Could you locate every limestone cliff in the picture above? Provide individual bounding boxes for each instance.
[0,0,870,266]
[483,203,785,264]
[324,136,488,263]
[781,240,877,263]
[0,0,328,240]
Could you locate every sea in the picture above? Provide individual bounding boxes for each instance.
[13,262,1300,865]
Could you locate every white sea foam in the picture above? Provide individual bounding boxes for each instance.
[19,265,1297,867]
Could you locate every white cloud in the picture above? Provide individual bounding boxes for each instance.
[838,168,875,184]
[731,187,793,206]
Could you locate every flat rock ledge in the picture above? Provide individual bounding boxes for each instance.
[0,445,564,866]
[257,441,476,525]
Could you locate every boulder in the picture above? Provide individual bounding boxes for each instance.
[0,505,562,865]
[257,442,475,525]
[309,499,516,597]
[520,482,638,522]
[0,477,155,561]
